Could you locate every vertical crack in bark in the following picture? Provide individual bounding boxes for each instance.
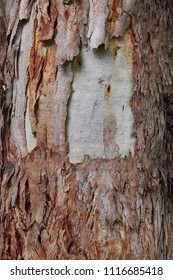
[25,179,31,214]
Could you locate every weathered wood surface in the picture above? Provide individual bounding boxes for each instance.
[0,0,173,259]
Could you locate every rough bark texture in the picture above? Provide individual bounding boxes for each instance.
[0,0,173,259]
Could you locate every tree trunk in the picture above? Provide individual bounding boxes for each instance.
[0,0,173,259]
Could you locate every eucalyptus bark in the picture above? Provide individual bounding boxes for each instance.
[0,0,173,259]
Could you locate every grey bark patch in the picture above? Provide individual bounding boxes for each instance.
[67,32,135,163]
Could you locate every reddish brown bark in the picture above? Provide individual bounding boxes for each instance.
[0,0,173,259]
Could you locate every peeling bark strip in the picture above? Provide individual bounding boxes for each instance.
[0,0,173,259]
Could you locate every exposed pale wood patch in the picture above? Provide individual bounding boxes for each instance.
[68,32,135,163]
